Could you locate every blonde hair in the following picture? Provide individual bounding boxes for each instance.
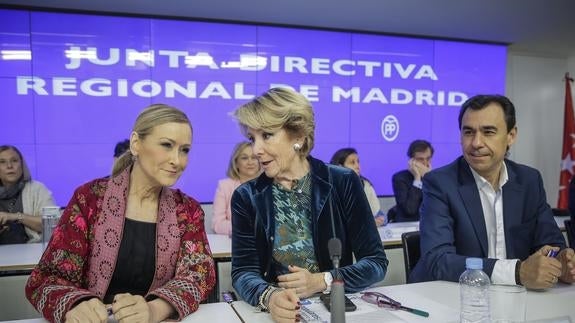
[226,142,259,180]
[112,104,191,177]
[233,87,315,157]
[0,145,31,185]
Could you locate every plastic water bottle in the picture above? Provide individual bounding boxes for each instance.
[41,206,61,250]
[459,257,491,323]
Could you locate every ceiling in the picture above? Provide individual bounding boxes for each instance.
[2,0,575,57]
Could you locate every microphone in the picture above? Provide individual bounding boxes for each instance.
[327,188,345,323]
[328,238,341,271]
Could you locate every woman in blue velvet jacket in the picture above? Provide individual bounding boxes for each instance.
[231,87,388,323]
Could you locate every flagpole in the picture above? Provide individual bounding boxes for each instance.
[557,73,575,209]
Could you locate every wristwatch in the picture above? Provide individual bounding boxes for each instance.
[323,272,333,294]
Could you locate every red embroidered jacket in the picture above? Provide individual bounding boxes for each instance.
[25,170,216,322]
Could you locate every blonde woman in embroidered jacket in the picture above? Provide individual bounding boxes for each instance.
[0,145,56,244]
[25,104,216,323]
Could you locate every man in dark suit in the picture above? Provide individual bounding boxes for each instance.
[391,140,433,222]
[411,94,575,289]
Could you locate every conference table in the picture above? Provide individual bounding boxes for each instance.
[0,225,410,300]
[4,281,573,322]
[0,235,234,304]
[0,234,234,272]
[2,217,567,272]
[0,302,242,323]
[233,280,575,322]
[0,217,567,305]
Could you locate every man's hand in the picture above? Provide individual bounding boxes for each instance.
[520,245,562,289]
[558,248,575,283]
[408,158,431,181]
[407,158,421,179]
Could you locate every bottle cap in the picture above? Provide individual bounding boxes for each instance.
[465,257,483,270]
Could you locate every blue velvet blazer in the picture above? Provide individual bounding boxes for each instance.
[231,156,388,305]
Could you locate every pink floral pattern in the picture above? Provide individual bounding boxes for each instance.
[25,169,215,323]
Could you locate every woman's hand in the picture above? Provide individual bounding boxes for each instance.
[277,265,326,298]
[64,298,108,323]
[268,288,300,323]
[112,293,151,323]
[0,212,16,225]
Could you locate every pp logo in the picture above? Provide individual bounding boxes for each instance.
[381,115,399,142]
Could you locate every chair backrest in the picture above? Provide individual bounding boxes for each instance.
[401,231,420,283]
[552,208,571,217]
[565,219,574,248]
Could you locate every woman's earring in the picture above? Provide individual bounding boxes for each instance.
[293,143,302,151]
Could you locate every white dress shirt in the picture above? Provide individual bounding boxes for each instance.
[470,163,519,285]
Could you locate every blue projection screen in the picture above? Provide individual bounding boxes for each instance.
[0,9,507,205]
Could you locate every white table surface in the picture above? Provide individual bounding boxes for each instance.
[0,302,242,323]
[0,235,231,272]
[1,217,565,271]
[233,280,575,322]
[379,221,419,247]
[207,233,231,258]
[0,243,43,271]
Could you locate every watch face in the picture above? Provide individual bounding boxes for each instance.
[324,272,333,285]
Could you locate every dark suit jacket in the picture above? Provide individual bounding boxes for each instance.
[231,156,388,305]
[410,157,566,283]
[391,170,422,222]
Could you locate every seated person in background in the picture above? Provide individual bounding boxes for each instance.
[231,88,388,323]
[391,139,433,222]
[104,139,130,178]
[114,139,130,161]
[0,145,56,244]
[26,104,215,323]
[212,141,260,235]
[330,147,387,226]
[411,94,575,289]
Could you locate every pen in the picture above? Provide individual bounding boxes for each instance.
[547,249,559,258]
[398,304,429,317]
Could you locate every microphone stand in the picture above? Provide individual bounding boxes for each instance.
[327,185,345,323]
[328,237,345,323]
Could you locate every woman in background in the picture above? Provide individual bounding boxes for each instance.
[26,104,215,323]
[212,141,260,235]
[231,88,387,323]
[330,148,387,226]
[0,145,56,244]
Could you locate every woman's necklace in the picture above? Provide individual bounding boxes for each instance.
[287,174,311,239]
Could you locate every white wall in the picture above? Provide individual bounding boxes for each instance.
[506,52,575,206]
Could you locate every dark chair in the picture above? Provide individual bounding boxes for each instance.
[565,219,574,248]
[401,231,420,283]
[386,205,397,223]
[552,208,571,218]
